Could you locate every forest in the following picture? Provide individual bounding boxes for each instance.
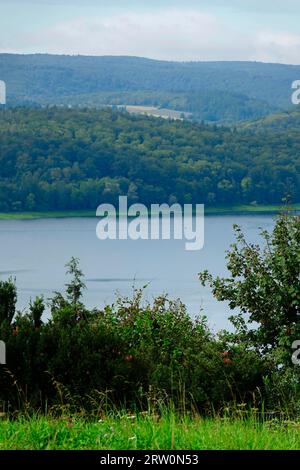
[0,54,298,122]
[0,106,299,212]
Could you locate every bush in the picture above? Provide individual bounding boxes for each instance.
[200,212,300,414]
[0,260,265,414]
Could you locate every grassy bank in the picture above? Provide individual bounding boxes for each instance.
[0,414,299,450]
[205,203,300,215]
[0,210,95,220]
[0,204,299,220]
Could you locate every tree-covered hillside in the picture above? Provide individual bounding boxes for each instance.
[0,107,299,212]
[0,54,298,122]
[240,107,300,132]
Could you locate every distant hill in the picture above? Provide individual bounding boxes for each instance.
[0,54,299,122]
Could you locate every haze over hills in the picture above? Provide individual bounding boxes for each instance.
[0,54,299,122]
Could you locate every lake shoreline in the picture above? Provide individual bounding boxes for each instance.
[0,204,299,220]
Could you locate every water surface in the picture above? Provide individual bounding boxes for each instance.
[0,215,275,331]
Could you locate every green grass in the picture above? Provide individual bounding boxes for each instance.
[0,210,95,220]
[205,203,300,215]
[0,414,300,450]
[0,204,299,220]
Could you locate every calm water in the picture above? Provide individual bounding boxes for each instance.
[0,215,275,331]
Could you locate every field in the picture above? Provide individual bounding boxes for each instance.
[125,105,191,120]
[0,413,299,450]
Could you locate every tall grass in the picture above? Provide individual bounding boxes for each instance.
[0,410,300,450]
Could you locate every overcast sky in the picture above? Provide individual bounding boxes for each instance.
[1,0,300,63]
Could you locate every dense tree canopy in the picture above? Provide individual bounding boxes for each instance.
[0,107,299,211]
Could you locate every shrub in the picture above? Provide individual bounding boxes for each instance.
[0,260,265,413]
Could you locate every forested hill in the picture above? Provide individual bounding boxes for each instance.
[0,54,299,122]
[240,107,300,133]
[0,107,299,212]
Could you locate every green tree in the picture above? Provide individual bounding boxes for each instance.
[25,193,36,211]
[65,257,86,317]
[0,278,17,326]
[199,212,300,354]
[29,296,44,329]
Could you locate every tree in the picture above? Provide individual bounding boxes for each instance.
[29,296,44,329]
[65,257,86,316]
[25,193,36,211]
[1,107,300,212]
[199,212,300,356]
[0,278,17,326]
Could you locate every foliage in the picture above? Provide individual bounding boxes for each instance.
[199,213,300,351]
[200,212,300,412]
[0,278,17,327]
[0,107,299,212]
[0,263,265,413]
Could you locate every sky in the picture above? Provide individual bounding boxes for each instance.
[1,0,300,64]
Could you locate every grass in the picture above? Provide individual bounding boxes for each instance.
[0,204,299,220]
[205,203,300,215]
[0,210,95,220]
[0,413,300,450]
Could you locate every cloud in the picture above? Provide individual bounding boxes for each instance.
[190,0,300,13]
[254,31,300,64]
[16,0,300,13]
[2,8,300,64]
[9,10,250,61]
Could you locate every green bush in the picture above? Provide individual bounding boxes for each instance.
[0,259,265,414]
[200,212,300,414]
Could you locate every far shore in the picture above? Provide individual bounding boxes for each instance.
[0,203,299,220]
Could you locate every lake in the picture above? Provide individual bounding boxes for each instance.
[0,214,275,331]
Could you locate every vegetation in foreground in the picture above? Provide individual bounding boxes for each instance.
[0,213,299,449]
[0,413,300,450]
